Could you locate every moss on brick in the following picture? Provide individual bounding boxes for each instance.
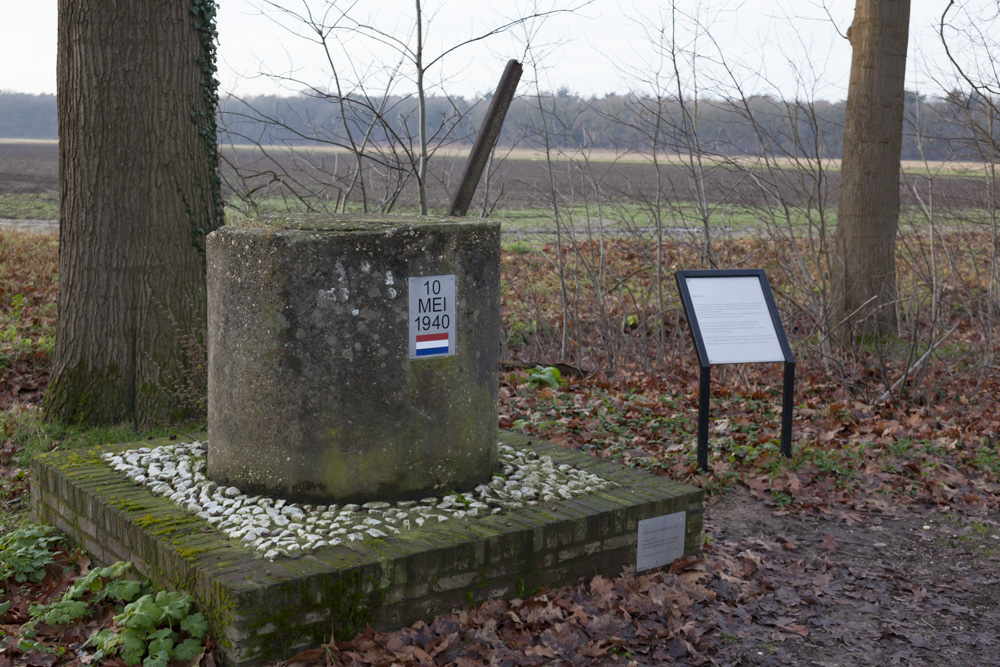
[31,430,703,667]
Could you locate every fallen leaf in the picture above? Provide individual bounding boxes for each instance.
[777,534,797,551]
[775,623,809,637]
[524,644,557,657]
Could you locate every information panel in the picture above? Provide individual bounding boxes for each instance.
[675,269,795,470]
[636,511,686,572]
[408,274,456,359]
[684,275,784,364]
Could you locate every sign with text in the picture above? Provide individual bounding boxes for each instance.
[675,269,795,471]
[683,275,785,364]
[408,274,456,359]
[636,511,686,572]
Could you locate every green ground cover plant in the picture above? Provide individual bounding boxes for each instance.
[0,525,65,584]
[1,528,209,666]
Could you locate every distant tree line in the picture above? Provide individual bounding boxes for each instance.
[0,92,58,138]
[1,89,994,161]
[219,89,996,162]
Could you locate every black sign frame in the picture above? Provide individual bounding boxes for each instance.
[675,269,795,471]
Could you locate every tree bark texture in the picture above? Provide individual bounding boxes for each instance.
[48,0,222,426]
[832,0,910,339]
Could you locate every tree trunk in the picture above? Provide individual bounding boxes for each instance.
[832,0,910,339]
[46,0,222,427]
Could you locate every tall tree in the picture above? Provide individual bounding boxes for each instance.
[45,0,223,426]
[831,0,911,338]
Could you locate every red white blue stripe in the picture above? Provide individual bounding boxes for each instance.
[415,332,450,356]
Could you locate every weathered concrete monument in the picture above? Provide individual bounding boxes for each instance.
[206,217,499,503]
[32,215,704,666]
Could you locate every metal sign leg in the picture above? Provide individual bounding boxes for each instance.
[698,366,711,472]
[781,361,795,458]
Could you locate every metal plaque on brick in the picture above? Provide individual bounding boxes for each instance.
[408,274,456,359]
[636,511,686,572]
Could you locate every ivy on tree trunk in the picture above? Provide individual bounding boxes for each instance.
[46,0,223,427]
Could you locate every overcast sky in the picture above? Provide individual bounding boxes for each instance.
[0,1,980,101]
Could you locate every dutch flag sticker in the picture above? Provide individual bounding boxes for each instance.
[409,274,457,359]
[415,332,450,357]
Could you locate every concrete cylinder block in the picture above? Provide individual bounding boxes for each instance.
[206,216,500,504]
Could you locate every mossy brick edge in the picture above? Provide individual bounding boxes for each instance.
[30,430,703,667]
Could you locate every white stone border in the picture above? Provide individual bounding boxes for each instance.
[101,441,616,560]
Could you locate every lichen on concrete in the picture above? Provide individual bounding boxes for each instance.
[206,217,501,505]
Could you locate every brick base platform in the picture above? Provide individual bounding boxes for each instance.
[31,431,703,666]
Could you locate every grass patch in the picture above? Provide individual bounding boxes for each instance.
[0,192,60,220]
[1,406,203,469]
[0,404,204,532]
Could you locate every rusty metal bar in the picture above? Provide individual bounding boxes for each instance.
[448,59,523,217]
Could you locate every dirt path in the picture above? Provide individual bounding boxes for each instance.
[704,489,1000,666]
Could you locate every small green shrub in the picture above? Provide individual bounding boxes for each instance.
[89,590,208,666]
[0,525,66,584]
[505,319,537,349]
[5,526,208,667]
[526,365,565,390]
[24,561,208,666]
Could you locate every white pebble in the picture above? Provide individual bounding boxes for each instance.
[103,438,616,561]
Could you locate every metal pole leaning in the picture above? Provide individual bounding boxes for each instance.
[448,59,523,217]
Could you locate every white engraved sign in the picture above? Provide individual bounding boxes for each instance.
[408,274,457,359]
[636,511,686,572]
[684,276,784,364]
